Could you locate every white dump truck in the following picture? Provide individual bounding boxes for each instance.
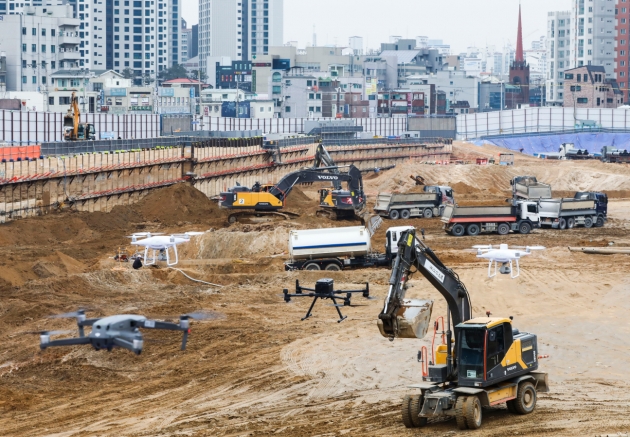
[374,186,454,220]
[284,225,414,271]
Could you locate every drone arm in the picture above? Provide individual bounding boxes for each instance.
[41,336,91,350]
[76,318,99,337]
[142,320,187,331]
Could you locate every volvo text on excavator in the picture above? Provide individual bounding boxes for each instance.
[378,228,549,430]
[219,163,383,235]
[63,91,96,141]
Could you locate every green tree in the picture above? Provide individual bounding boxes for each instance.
[121,67,134,79]
[189,70,207,82]
[157,64,189,81]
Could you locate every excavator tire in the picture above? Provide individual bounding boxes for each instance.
[511,381,537,415]
[455,396,468,430]
[464,396,482,429]
[409,394,427,427]
[401,395,414,428]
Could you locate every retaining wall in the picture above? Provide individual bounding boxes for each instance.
[0,140,453,223]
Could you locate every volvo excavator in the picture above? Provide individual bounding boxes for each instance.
[378,228,548,430]
[219,164,383,235]
[63,91,96,141]
[313,143,360,220]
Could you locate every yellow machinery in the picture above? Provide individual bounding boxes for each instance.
[379,228,548,430]
[63,91,96,141]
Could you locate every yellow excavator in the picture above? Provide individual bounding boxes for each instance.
[379,228,548,430]
[63,91,96,141]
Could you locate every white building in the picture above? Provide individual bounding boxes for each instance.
[547,1,616,105]
[90,0,180,81]
[199,0,284,75]
[0,5,81,92]
[349,36,363,55]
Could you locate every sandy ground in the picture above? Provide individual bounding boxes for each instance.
[2,143,630,436]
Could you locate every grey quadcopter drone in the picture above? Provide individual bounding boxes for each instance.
[36,309,222,355]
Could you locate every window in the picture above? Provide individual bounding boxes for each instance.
[51,45,55,53]
[285,106,291,113]
[41,45,46,53]
[42,77,47,85]
[32,76,37,84]
[32,28,36,36]
[51,29,55,37]
[32,44,36,53]
[570,85,582,91]
[577,97,588,103]
[22,60,26,68]
[22,76,27,84]
[42,28,46,36]
[51,61,56,69]
[22,44,26,52]
[22,27,26,35]
[49,97,54,106]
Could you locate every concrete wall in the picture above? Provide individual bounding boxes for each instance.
[0,139,453,223]
[407,117,456,138]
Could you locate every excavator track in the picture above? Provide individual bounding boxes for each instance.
[227,211,300,224]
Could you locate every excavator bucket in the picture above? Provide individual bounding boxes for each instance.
[361,213,383,237]
[377,299,433,339]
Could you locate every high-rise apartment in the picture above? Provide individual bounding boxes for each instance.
[91,0,180,80]
[198,0,283,74]
[547,0,615,106]
[616,0,630,101]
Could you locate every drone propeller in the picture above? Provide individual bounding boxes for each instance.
[48,309,88,319]
[130,232,165,237]
[182,311,226,321]
[21,329,74,336]
[472,245,494,250]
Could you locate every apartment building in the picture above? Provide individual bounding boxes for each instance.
[1,5,81,91]
[615,0,630,101]
[91,0,180,80]
[547,11,572,105]
[199,0,283,75]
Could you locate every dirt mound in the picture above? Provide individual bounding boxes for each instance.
[127,183,227,226]
[284,186,316,210]
[32,251,87,279]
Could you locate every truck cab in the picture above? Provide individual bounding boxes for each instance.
[516,201,541,225]
[385,226,415,264]
[424,185,454,204]
[574,191,608,226]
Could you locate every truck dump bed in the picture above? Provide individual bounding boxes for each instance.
[513,181,552,200]
[441,205,515,223]
[538,198,596,216]
[374,193,439,212]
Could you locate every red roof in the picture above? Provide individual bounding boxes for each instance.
[162,78,203,84]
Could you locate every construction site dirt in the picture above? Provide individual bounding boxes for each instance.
[1,142,630,436]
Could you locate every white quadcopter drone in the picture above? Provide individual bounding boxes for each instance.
[473,244,545,278]
[128,232,204,267]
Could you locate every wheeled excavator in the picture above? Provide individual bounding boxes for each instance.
[378,228,548,430]
[219,164,383,235]
[63,91,96,141]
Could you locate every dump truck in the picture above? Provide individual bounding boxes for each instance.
[441,202,540,236]
[284,225,414,271]
[511,176,552,200]
[374,186,454,220]
[574,191,608,227]
[538,197,600,229]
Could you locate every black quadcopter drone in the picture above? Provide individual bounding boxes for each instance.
[36,310,221,355]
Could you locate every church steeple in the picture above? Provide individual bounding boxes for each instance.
[515,3,524,62]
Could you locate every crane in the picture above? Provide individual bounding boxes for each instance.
[63,91,96,141]
[378,228,548,430]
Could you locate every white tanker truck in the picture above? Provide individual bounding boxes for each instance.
[284,226,415,271]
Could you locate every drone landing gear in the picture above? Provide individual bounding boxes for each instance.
[488,259,520,278]
[282,278,371,323]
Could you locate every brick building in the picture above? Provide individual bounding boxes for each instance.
[616,0,630,102]
[563,66,623,109]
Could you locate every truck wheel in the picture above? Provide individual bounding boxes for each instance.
[409,394,427,427]
[567,217,575,229]
[466,224,481,236]
[464,396,483,429]
[423,208,433,219]
[584,217,593,228]
[324,263,341,271]
[511,382,537,415]
[497,223,510,235]
[304,263,321,271]
[558,218,567,230]
[452,224,466,237]
[596,216,605,227]
[228,215,237,224]
[401,209,411,220]
[455,396,468,430]
[519,222,532,234]
[389,210,400,220]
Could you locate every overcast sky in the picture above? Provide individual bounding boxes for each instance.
[183,0,571,53]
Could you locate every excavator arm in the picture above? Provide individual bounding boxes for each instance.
[378,228,472,339]
[71,91,80,139]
